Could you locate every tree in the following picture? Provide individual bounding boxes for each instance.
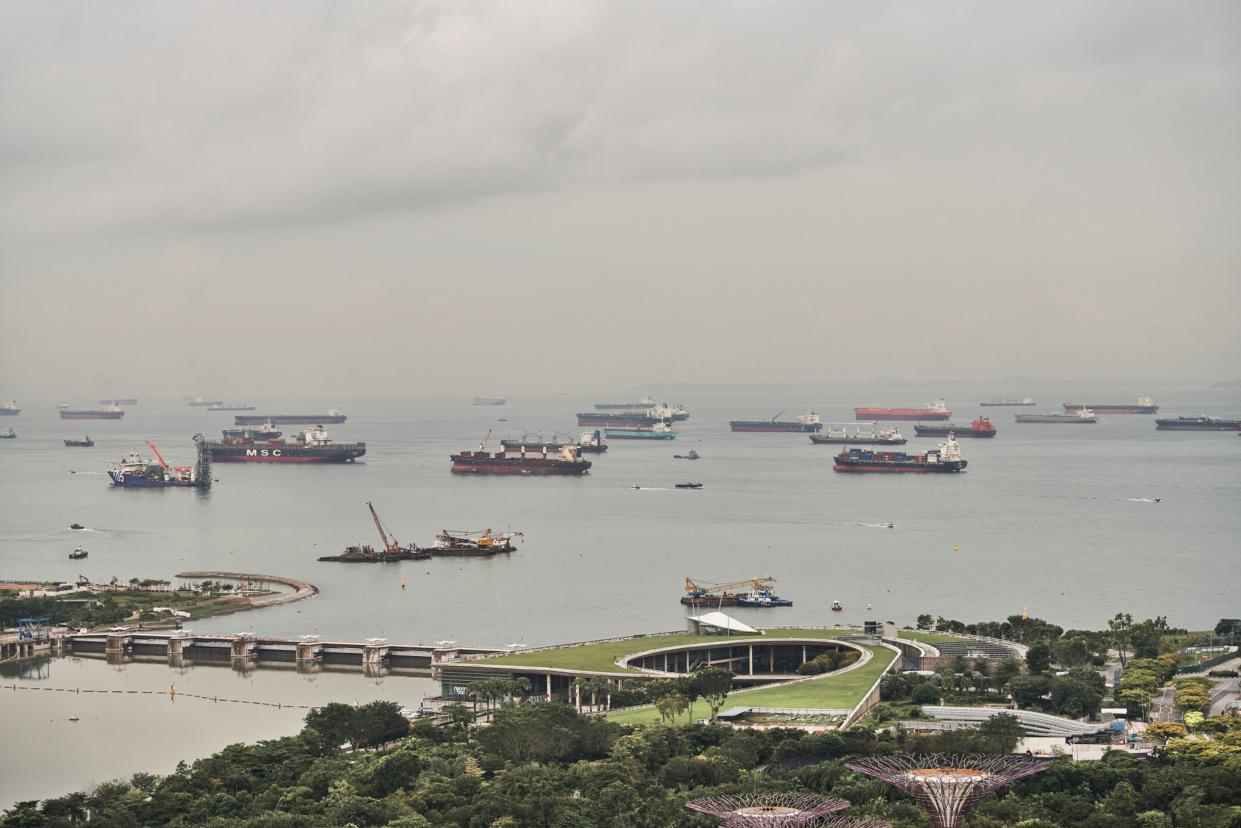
[1009,674,1051,709]
[1144,722,1186,743]
[916,614,933,630]
[655,693,689,725]
[1053,636,1092,668]
[911,682,941,705]
[1049,673,1104,718]
[1109,612,1134,667]
[689,667,734,721]
[978,712,1023,754]
[992,658,1024,691]
[1174,684,1211,715]
[443,703,475,732]
[1026,643,1052,674]
[1131,617,1168,660]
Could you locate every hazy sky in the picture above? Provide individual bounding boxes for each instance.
[1,1,1238,397]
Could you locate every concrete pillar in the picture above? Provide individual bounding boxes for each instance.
[545,673,552,701]
[168,636,194,658]
[230,637,255,660]
[363,644,388,666]
[749,645,754,675]
[802,645,807,664]
[105,634,130,655]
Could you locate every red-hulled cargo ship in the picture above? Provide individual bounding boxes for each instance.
[854,399,950,421]
[61,405,124,420]
[833,436,967,473]
[206,425,365,462]
[452,432,591,475]
[1063,397,1158,414]
[729,412,822,432]
[235,408,347,425]
[913,417,997,438]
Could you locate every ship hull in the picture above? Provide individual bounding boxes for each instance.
[235,415,347,425]
[810,435,906,445]
[473,398,506,406]
[578,414,662,427]
[431,545,515,557]
[1155,420,1241,431]
[979,401,1035,407]
[833,460,967,473]
[61,410,124,420]
[605,430,676,439]
[450,456,591,475]
[913,425,996,438]
[854,408,951,421]
[206,444,365,462]
[1015,416,1096,424]
[730,421,822,432]
[318,550,429,562]
[108,472,206,487]
[1063,404,1158,414]
[0,410,18,416]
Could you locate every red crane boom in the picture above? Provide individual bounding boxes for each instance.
[145,441,169,469]
[368,501,399,554]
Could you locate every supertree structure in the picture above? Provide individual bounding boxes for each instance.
[844,754,1049,828]
[686,793,851,826]
[730,817,892,828]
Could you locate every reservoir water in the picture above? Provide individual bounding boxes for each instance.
[1,381,1238,805]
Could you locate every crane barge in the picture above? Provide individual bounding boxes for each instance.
[318,503,431,562]
[681,576,792,607]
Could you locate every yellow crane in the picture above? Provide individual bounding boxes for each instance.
[684,576,776,596]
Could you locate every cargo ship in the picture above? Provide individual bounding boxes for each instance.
[98,398,138,406]
[500,430,608,453]
[61,405,124,420]
[680,577,791,607]
[595,397,653,410]
[451,431,591,475]
[1016,409,1097,424]
[107,436,212,488]
[206,424,365,463]
[473,396,506,406]
[914,417,997,438]
[832,436,966,473]
[0,401,18,416]
[854,399,950,421]
[980,397,1034,407]
[605,422,677,440]
[729,412,822,433]
[1155,415,1241,431]
[207,403,256,411]
[64,435,94,447]
[1063,397,1158,415]
[431,528,522,556]
[810,423,906,445]
[235,408,346,425]
[188,397,222,407]
[578,410,667,428]
[318,503,430,562]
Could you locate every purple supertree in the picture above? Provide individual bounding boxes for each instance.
[686,793,850,826]
[844,754,1049,828]
[730,817,892,828]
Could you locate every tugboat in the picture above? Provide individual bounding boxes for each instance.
[452,431,591,475]
[729,412,823,433]
[431,528,522,556]
[675,481,703,489]
[810,423,907,445]
[674,450,700,460]
[0,401,19,416]
[914,418,996,438]
[853,400,950,421]
[206,424,364,463]
[0,427,14,439]
[69,523,85,530]
[833,435,967,473]
[107,436,212,488]
[735,587,793,607]
[831,601,843,612]
[64,435,95,447]
[69,545,88,560]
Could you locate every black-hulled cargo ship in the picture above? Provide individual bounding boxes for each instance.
[1063,397,1158,414]
[809,423,905,445]
[452,432,591,475]
[61,405,124,420]
[206,425,365,462]
[1155,415,1241,431]
[578,411,665,428]
[500,430,607,453]
[235,408,347,425]
[914,417,997,438]
[833,436,966,473]
[730,412,822,433]
[1016,409,1097,424]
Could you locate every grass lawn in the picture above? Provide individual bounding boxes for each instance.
[477,628,862,674]
[606,644,897,725]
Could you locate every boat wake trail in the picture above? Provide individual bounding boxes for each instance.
[1120,497,1162,503]
[68,470,108,475]
[630,486,670,491]
[828,521,895,529]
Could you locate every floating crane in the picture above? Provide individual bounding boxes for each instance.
[684,576,776,597]
[145,441,168,468]
[477,429,493,453]
[368,501,404,556]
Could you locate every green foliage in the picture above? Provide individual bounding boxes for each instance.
[916,613,933,630]
[1009,673,1051,709]
[1049,668,1105,718]
[910,682,941,705]
[1025,642,1052,674]
[977,712,1024,754]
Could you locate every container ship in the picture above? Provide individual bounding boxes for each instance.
[235,408,346,425]
[854,399,950,421]
[207,403,256,411]
[809,423,906,445]
[473,396,506,406]
[833,436,966,473]
[432,528,522,556]
[500,431,607,453]
[1063,397,1158,414]
[61,405,124,420]
[451,431,591,475]
[1155,415,1241,431]
[979,397,1034,407]
[578,410,666,428]
[318,503,430,562]
[205,424,365,463]
[108,436,212,488]
[0,401,18,416]
[914,417,997,438]
[1016,409,1097,424]
[605,423,677,440]
[98,398,138,406]
[729,412,822,433]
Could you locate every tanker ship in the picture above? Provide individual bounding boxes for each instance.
[451,431,591,475]
[854,399,950,421]
[0,401,18,416]
[833,436,966,473]
[108,436,212,488]
[595,397,654,410]
[980,397,1035,407]
[1016,409,1097,424]
[729,412,822,433]
[605,422,677,439]
[1155,415,1241,431]
[914,417,997,438]
[235,408,347,425]
[1063,397,1158,414]
[577,410,666,428]
[61,405,124,420]
[99,398,138,406]
[205,424,365,462]
[500,430,608,453]
[809,423,906,445]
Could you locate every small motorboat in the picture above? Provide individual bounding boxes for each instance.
[69,545,88,560]
[0,428,15,439]
[674,450,700,460]
[68,715,80,722]
[65,435,95,447]
[675,481,703,489]
[831,600,843,611]
[69,523,85,530]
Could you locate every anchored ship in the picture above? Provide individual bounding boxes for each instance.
[451,431,591,475]
[979,397,1035,407]
[1,401,19,416]
[833,435,966,473]
[222,422,282,440]
[1155,415,1241,431]
[206,424,365,463]
[64,435,94,447]
[473,396,506,406]
[914,417,997,438]
[854,399,951,421]
[432,528,522,556]
[107,436,212,488]
[188,397,222,407]
[98,398,138,406]
[595,397,654,410]
[1063,397,1158,414]
[235,408,346,425]
[61,405,124,420]
[207,403,256,411]
[605,422,677,440]
[578,410,667,428]
[593,399,689,420]
[500,431,608,453]
[0,428,14,439]
[730,412,822,433]
[1016,409,1097,424]
[810,423,906,445]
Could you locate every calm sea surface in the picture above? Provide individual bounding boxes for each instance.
[1,381,1238,805]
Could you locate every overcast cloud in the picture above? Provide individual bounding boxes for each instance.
[1,1,1238,396]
